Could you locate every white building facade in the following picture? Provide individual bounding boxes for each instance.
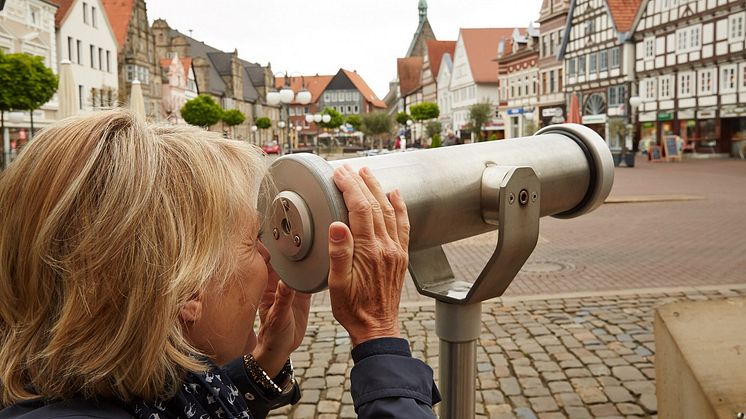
[56,0,118,113]
[437,53,454,136]
[634,0,746,156]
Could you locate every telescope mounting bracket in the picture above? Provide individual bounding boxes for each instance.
[409,166,541,304]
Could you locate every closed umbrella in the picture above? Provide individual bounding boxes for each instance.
[566,93,582,124]
[129,79,146,121]
[57,59,77,119]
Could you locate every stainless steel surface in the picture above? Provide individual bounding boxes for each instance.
[437,301,481,419]
[269,191,314,261]
[260,124,613,293]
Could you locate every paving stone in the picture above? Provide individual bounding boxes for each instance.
[291,404,316,419]
[537,412,565,419]
[529,396,558,412]
[564,406,593,419]
[500,377,522,396]
[617,402,645,415]
[639,393,658,413]
[514,406,539,419]
[604,386,634,403]
[483,389,506,404]
[577,387,608,404]
[547,381,572,394]
[326,386,344,401]
[622,380,655,396]
[611,366,645,381]
[565,368,592,378]
[327,363,347,375]
[589,403,619,416]
[300,377,325,390]
[524,386,551,397]
[299,389,320,404]
[589,363,611,376]
[317,400,340,414]
[515,366,539,377]
[554,392,583,407]
[486,403,514,419]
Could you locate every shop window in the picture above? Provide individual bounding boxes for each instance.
[721,65,737,93]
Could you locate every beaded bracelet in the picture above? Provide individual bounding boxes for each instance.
[243,355,294,398]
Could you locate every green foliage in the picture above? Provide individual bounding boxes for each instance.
[395,111,410,125]
[320,107,344,129]
[430,134,441,148]
[468,102,494,141]
[222,108,246,127]
[0,52,58,112]
[425,120,442,138]
[345,114,362,131]
[181,95,223,128]
[410,102,439,121]
[608,118,631,149]
[361,112,393,149]
[254,116,272,129]
[489,134,498,141]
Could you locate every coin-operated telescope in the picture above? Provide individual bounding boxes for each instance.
[261,124,614,418]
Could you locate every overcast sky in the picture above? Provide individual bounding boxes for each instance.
[148,0,544,99]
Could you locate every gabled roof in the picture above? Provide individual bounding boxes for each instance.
[606,0,643,33]
[460,28,515,84]
[342,69,386,108]
[425,40,456,80]
[273,74,334,104]
[50,0,74,28]
[397,57,423,97]
[159,56,192,82]
[101,0,135,48]
[406,17,436,57]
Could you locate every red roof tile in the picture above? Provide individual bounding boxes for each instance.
[606,0,643,33]
[397,57,423,97]
[49,0,74,28]
[460,28,515,84]
[342,69,386,108]
[274,74,334,104]
[425,40,456,80]
[101,0,135,48]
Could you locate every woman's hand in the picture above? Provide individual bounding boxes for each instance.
[327,165,410,346]
[253,263,311,377]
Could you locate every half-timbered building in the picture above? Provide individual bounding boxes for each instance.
[537,0,571,127]
[634,0,746,155]
[560,0,644,143]
[497,26,540,139]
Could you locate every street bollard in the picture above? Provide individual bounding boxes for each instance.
[260,123,614,419]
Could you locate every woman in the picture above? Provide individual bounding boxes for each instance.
[0,110,439,418]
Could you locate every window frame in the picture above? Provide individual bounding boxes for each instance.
[721,64,737,93]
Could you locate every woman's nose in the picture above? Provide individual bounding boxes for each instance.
[258,240,271,263]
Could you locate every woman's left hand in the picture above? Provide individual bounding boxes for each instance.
[253,262,311,377]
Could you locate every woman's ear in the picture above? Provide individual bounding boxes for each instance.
[179,295,203,323]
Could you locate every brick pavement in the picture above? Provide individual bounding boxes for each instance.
[309,157,746,307]
[272,284,746,419]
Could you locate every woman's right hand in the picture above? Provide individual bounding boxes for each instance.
[327,165,410,347]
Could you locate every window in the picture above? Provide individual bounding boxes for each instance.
[91,6,97,27]
[690,26,700,49]
[721,65,737,93]
[354,105,358,113]
[549,70,555,93]
[106,50,111,72]
[98,48,103,70]
[78,85,84,110]
[558,68,563,91]
[578,55,586,75]
[90,45,95,69]
[599,50,608,71]
[76,40,82,65]
[677,29,688,51]
[644,37,655,59]
[568,58,576,76]
[542,72,548,94]
[67,36,74,61]
[742,65,746,90]
[608,85,626,106]
[676,25,701,53]
[610,48,620,69]
[29,5,41,26]
[542,35,548,58]
[659,75,673,99]
[730,14,745,40]
[678,72,693,97]
[698,69,715,95]
[643,78,656,100]
[83,2,89,24]
[589,53,597,73]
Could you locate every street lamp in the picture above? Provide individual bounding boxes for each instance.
[308,112,331,154]
[629,95,643,151]
[251,124,258,145]
[266,72,312,154]
[278,120,287,154]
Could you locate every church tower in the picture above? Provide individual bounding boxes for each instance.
[406,0,436,57]
[418,0,427,24]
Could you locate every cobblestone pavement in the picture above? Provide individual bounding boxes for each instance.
[309,157,746,306]
[270,284,746,419]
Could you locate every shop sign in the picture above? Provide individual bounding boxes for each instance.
[657,111,673,121]
[697,109,716,119]
[582,114,607,124]
[678,109,695,120]
[541,107,564,117]
[506,108,524,116]
[720,106,746,118]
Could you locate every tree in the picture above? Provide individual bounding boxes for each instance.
[222,108,246,138]
[0,53,58,140]
[361,111,393,150]
[410,102,439,121]
[469,102,494,141]
[320,107,344,129]
[181,95,223,128]
[426,120,442,139]
[345,114,362,131]
[395,111,410,125]
[254,117,272,129]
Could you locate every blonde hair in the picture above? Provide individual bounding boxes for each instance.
[0,110,266,404]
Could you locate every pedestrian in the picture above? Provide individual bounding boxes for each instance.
[0,110,440,418]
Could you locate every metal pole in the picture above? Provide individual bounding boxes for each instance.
[436,301,482,419]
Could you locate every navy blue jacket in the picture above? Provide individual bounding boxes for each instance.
[0,338,439,418]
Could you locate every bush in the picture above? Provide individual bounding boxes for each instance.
[431,134,441,148]
[254,117,271,129]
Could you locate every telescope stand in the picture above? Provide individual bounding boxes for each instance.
[436,301,482,418]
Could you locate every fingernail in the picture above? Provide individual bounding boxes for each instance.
[394,188,401,198]
[360,166,370,176]
[330,228,346,242]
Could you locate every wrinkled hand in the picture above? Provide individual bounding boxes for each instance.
[327,165,410,346]
[253,261,311,377]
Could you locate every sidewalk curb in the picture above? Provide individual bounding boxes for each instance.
[309,283,746,312]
